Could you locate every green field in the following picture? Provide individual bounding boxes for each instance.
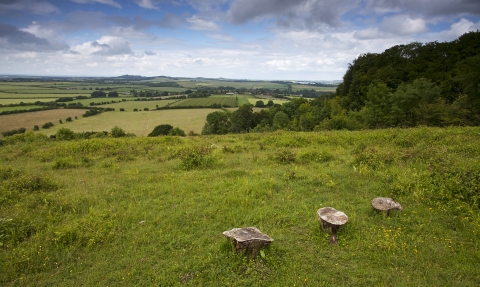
[290,84,337,92]
[178,80,288,90]
[169,96,237,107]
[101,99,178,111]
[1,127,479,286]
[0,105,41,112]
[34,109,218,136]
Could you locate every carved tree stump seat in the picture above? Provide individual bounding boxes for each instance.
[223,227,273,258]
[372,197,402,216]
[317,207,348,244]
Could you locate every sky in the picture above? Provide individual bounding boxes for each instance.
[0,0,479,81]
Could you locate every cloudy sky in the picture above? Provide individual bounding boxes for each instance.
[0,0,479,80]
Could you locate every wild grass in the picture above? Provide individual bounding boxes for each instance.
[0,127,479,286]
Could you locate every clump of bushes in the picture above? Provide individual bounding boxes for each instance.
[148,124,185,137]
[1,127,26,137]
[42,122,54,129]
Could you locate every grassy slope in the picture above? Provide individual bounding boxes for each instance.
[0,127,479,286]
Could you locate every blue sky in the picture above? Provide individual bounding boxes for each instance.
[0,0,479,81]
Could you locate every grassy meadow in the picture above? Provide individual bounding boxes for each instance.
[1,127,479,286]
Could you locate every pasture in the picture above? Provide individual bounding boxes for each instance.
[0,109,88,134]
[34,109,218,136]
[290,84,337,92]
[169,96,237,107]
[0,127,479,286]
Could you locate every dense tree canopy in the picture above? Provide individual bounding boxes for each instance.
[202,31,480,135]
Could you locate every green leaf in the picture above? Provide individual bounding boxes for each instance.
[260,250,265,258]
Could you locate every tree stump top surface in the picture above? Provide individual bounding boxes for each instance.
[372,197,402,211]
[222,227,273,243]
[317,207,348,225]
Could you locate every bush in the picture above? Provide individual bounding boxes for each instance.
[169,127,186,137]
[42,122,54,129]
[275,148,296,164]
[148,124,173,137]
[1,128,26,137]
[33,125,39,131]
[111,126,126,138]
[59,119,63,124]
[144,108,149,111]
[120,108,125,111]
[180,146,216,170]
[66,117,72,122]
[56,128,76,140]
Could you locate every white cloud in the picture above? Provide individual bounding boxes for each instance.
[381,15,429,35]
[70,0,122,8]
[133,0,159,10]
[187,16,220,31]
[0,0,58,15]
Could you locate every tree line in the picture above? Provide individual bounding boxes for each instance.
[202,31,480,134]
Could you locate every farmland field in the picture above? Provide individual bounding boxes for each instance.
[177,80,288,90]
[290,84,337,92]
[169,96,237,107]
[0,105,42,112]
[101,99,178,110]
[247,98,289,105]
[0,109,88,134]
[34,109,217,136]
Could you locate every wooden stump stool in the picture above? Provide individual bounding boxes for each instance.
[317,207,348,244]
[223,227,273,259]
[372,197,402,216]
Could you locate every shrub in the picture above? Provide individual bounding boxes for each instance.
[59,119,63,124]
[1,128,26,137]
[180,146,216,170]
[33,125,39,131]
[274,148,296,164]
[169,127,186,137]
[120,108,125,111]
[111,126,126,138]
[56,128,76,140]
[66,117,72,122]
[148,124,173,137]
[42,122,54,129]
[144,108,149,111]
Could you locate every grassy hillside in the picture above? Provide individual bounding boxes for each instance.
[1,127,479,286]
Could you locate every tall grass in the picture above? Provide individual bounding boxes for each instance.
[0,127,479,286]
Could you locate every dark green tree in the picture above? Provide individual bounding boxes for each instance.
[148,124,173,137]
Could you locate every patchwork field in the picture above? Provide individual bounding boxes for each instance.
[169,96,237,107]
[33,108,218,136]
[0,109,88,134]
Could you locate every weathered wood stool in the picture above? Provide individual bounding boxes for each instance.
[223,227,273,259]
[317,207,348,244]
[372,197,402,216]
